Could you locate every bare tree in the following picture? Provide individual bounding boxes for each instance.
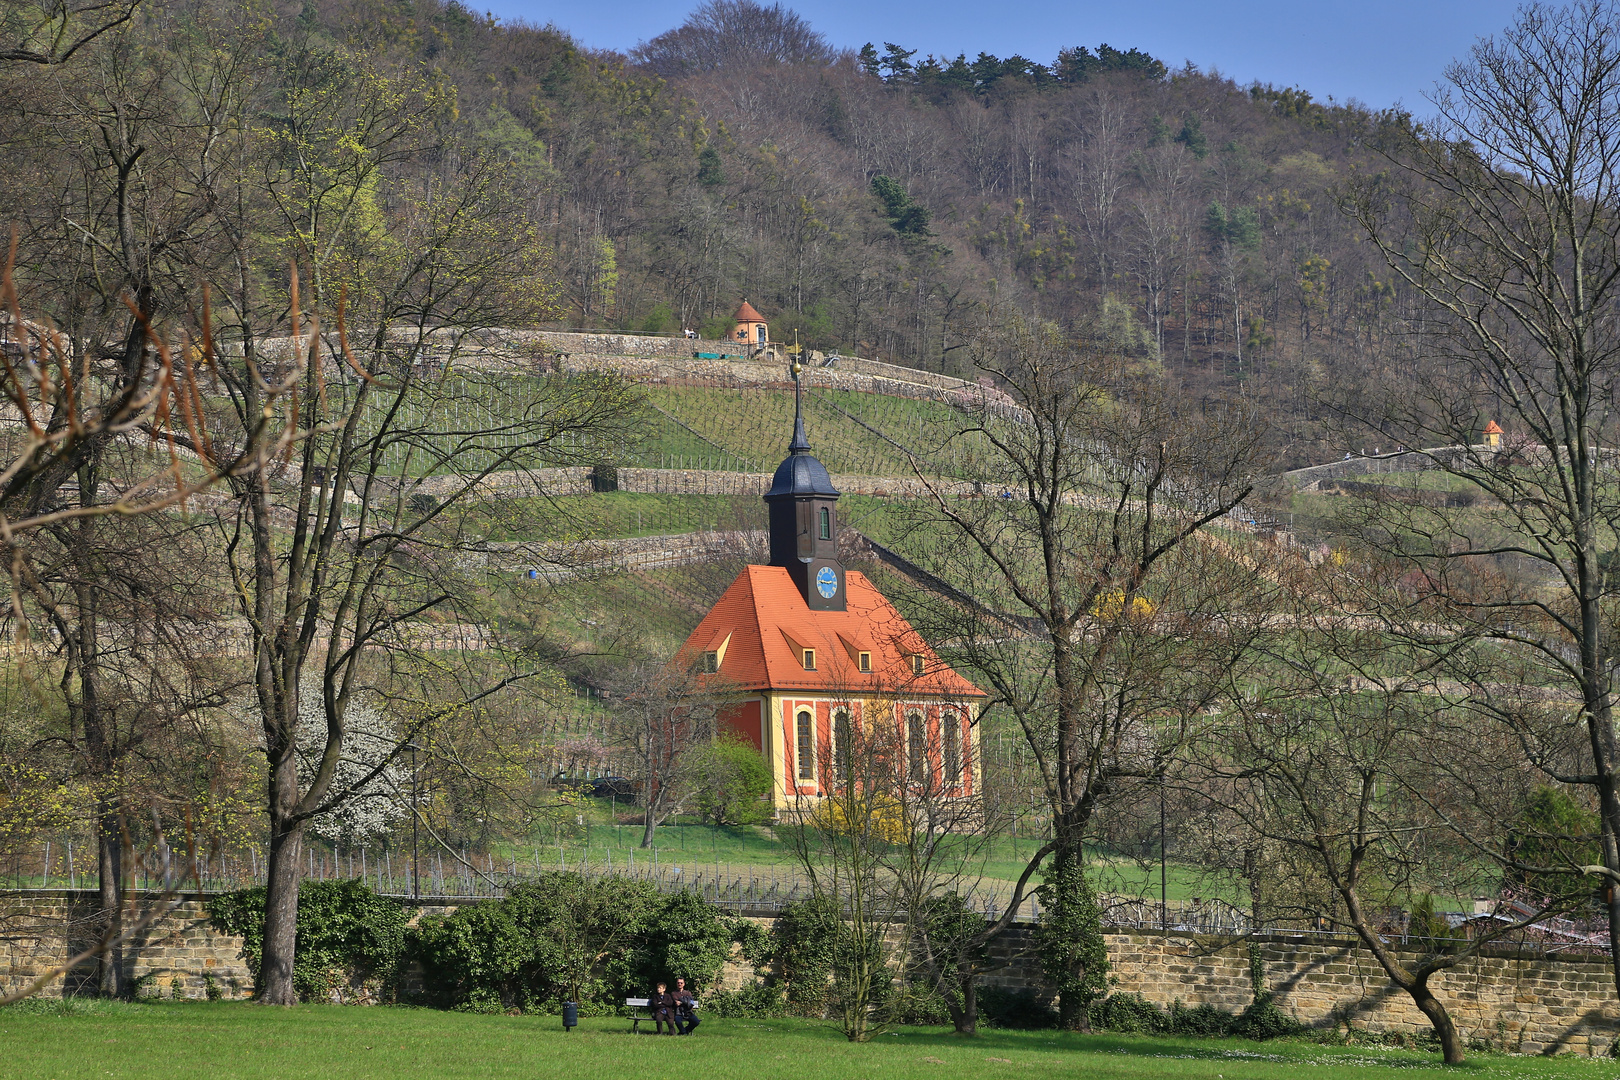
[0,0,140,66]
[631,1,836,76]
[1191,553,1580,1064]
[785,716,910,1043]
[899,318,1268,875]
[177,41,645,1000]
[1340,0,1620,996]
[606,660,738,848]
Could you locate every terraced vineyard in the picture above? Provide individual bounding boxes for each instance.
[316,375,968,479]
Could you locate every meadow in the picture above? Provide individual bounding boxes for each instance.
[3,1000,1614,1080]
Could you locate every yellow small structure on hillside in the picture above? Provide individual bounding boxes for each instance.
[1483,420,1503,448]
[731,300,768,346]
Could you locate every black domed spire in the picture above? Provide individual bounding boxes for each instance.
[765,357,839,499]
[764,357,844,610]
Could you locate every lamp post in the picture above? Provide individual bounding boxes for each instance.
[1159,774,1167,934]
[408,742,421,901]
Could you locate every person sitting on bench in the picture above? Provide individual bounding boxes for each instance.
[672,977,700,1035]
[652,982,676,1035]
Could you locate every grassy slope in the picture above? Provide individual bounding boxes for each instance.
[501,812,1222,905]
[1,1001,1605,1080]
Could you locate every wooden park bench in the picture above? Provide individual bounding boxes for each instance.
[625,997,656,1034]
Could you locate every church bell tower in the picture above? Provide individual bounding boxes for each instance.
[765,359,845,611]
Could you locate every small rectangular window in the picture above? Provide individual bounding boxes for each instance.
[803,648,816,670]
[858,651,871,673]
[702,651,719,673]
[944,712,961,783]
[911,654,925,677]
[818,506,831,540]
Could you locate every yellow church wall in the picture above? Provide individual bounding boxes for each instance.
[761,692,981,816]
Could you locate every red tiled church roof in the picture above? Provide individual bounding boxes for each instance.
[733,300,766,324]
[679,565,984,698]
[1483,420,1504,435]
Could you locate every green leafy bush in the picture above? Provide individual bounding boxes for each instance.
[1166,1001,1236,1038]
[636,889,740,989]
[704,983,787,1017]
[1090,992,1163,1034]
[1231,994,1303,1040]
[206,880,409,1002]
[691,737,773,825]
[1089,992,1301,1041]
[413,873,744,1012]
[771,894,840,1014]
[1033,852,1109,1029]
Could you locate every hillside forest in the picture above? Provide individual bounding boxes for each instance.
[4,0,1426,468]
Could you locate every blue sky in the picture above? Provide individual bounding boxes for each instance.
[476,0,1528,112]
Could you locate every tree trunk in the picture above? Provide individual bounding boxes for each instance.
[1409,980,1465,1065]
[259,789,306,1005]
[640,801,659,848]
[95,799,122,998]
[951,966,978,1035]
[1584,692,1620,1000]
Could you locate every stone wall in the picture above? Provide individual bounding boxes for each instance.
[403,465,976,503]
[0,892,255,1002]
[967,926,1617,1057]
[6,891,1614,1055]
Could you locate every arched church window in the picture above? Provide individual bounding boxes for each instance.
[907,712,926,783]
[797,710,814,781]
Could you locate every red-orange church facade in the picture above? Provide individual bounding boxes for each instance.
[674,362,985,814]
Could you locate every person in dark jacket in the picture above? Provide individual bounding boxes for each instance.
[652,982,676,1035]
[672,977,700,1035]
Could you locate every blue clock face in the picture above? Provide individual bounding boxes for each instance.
[815,565,839,599]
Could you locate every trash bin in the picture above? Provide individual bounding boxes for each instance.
[562,1001,578,1032]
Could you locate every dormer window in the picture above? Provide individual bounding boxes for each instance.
[858,651,872,673]
[910,654,925,677]
[702,651,720,674]
[818,507,831,540]
[802,648,816,670]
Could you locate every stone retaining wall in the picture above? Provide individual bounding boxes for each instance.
[968,927,1617,1056]
[6,891,1613,1055]
[0,893,254,1002]
[403,466,975,502]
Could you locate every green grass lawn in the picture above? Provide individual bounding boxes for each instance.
[1,1000,1611,1080]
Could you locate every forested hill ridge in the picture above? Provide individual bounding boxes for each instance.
[3,0,1419,468]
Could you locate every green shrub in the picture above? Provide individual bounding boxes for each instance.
[635,889,738,990]
[1033,852,1109,1029]
[704,983,787,1017]
[1231,994,1303,1040]
[1166,1000,1236,1038]
[1091,992,1164,1034]
[889,978,954,1026]
[691,738,774,825]
[1090,991,1300,1042]
[413,873,742,1012]
[771,894,840,1014]
[415,874,660,1011]
[206,879,409,1002]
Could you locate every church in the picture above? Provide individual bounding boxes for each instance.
[676,360,985,814]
